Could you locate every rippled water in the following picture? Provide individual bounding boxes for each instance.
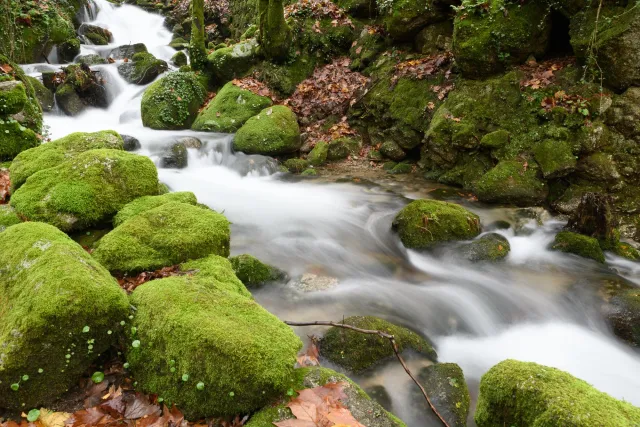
[22,0,640,424]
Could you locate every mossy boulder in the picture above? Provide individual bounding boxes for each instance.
[475,359,640,426]
[10,130,124,191]
[171,51,188,67]
[10,149,158,232]
[230,254,285,287]
[25,75,54,112]
[381,0,450,41]
[307,141,328,166]
[327,137,360,160]
[417,363,470,427]
[380,140,406,161]
[57,38,81,63]
[55,64,109,116]
[0,80,27,115]
[109,43,148,60]
[392,199,481,249]
[453,1,551,78]
[459,233,510,262]
[551,231,605,263]
[283,158,309,173]
[114,191,198,227]
[141,72,207,130]
[606,288,640,346]
[207,39,258,82]
[533,139,577,179]
[389,162,412,175]
[0,222,129,409]
[475,161,548,206]
[0,120,39,161]
[479,130,510,149]
[78,23,113,46]
[320,316,437,373]
[233,106,301,155]
[127,256,301,418]
[301,168,317,176]
[0,205,21,232]
[0,54,43,134]
[93,202,230,273]
[192,82,272,133]
[117,52,168,85]
[246,367,407,427]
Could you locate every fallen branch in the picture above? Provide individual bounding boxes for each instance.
[284,320,450,427]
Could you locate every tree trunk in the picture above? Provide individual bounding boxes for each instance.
[189,0,207,72]
[258,0,291,60]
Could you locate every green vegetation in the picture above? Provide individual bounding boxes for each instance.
[418,363,470,427]
[0,205,21,232]
[113,191,198,227]
[233,105,301,155]
[475,161,548,206]
[230,254,285,287]
[307,141,328,166]
[141,72,207,129]
[551,231,605,263]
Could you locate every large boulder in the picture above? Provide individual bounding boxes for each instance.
[10,130,124,191]
[551,231,605,263]
[0,222,129,409]
[192,82,272,133]
[319,316,437,373]
[141,72,207,129]
[475,360,640,426]
[532,139,577,179]
[93,202,230,273]
[117,52,168,85]
[392,199,481,249]
[233,105,301,155]
[127,256,301,418]
[113,191,197,227]
[474,161,548,206]
[417,363,470,427]
[10,149,158,232]
[606,288,640,347]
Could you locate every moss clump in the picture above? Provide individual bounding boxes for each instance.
[10,130,123,191]
[533,139,577,179]
[11,149,158,232]
[171,51,188,66]
[614,242,640,261]
[127,258,301,418]
[392,199,481,249]
[389,162,412,175]
[0,222,129,409]
[58,38,81,63]
[328,137,360,160]
[114,192,198,227]
[192,82,272,132]
[117,52,168,85]
[606,289,640,346]
[0,205,21,232]
[0,54,42,133]
[475,161,548,206]
[307,141,328,166]
[0,80,27,115]
[252,55,318,97]
[283,158,308,173]
[93,202,230,273]
[418,363,470,427]
[234,105,301,155]
[246,367,407,427]
[141,72,207,130]
[381,0,446,41]
[479,130,510,149]
[320,316,437,373]
[0,120,39,161]
[551,231,605,263]
[301,168,317,176]
[25,75,54,112]
[229,254,285,287]
[459,233,510,262]
[475,359,640,426]
[207,39,259,82]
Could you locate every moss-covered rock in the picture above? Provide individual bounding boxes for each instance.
[233,105,301,155]
[55,64,109,116]
[307,141,328,166]
[246,367,407,427]
[0,54,43,134]
[113,191,198,227]
[301,168,317,176]
[76,54,108,65]
[109,43,148,60]
[25,75,54,112]
[475,359,640,426]
[388,162,412,175]
[392,199,481,249]
[171,51,188,67]
[350,28,386,70]
[78,23,113,46]
[118,52,168,85]
[207,39,258,82]
[0,205,21,232]
[381,0,450,41]
[533,139,577,179]
[453,1,551,78]
[127,257,301,418]
[459,233,510,262]
[0,120,39,161]
[0,222,129,409]
[551,231,605,263]
[58,37,81,63]
[0,80,27,115]
[283,158,309,173]
[479,130,510,149]
[475,161,548,206]
[614,242,640,261]
[252,55,318,97]
[320,316,437,373]
[606,288,640,346]
[93,202,230,273]
[11,149,158,232]
[326,137,360,160]
[10,130,124,191]
[192,82,272,132]
[415,20,453,55]
[141,72,207,130]
[380,140,406,161]
[418,363,470,427]
[229,254,285,287]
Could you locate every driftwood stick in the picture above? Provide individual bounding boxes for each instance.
[284,320,450,427]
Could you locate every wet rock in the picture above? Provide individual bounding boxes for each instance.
[417,363,470,427]
[57,38,81,63]
[551,231,605,263]
[78,23,113,45]
[606,288,640,346]
[291,273,338,292]
[25,75,54,112]
[567,192,619,249]
[604,87,640,140]
[283,158,309,173]
[55,64,109,116]
[328,137,360,160]
[160,141,188,169]
[177,136,202,149]
[380,140,406,161]
[121,134,141,151]
[459,233,510,262]
[141,72,206,130]
[117,52,168,85]
[109,43,148,60]
[233,106,301,155]
[475,360,640,426]
[320,316,437,373]
[364,384,394,411]
[415,20,453,55]
[113,191,198,227]
[76,54,108,65]
[392,199,481,249]
[229,254,286,288]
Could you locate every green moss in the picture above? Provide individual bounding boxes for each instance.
[0,119,39,161]
[294,18,355,61]
[58,37,81,63]
[0,81,27,115]
[380,141,406,161]
[389,162,412,175]
[349,29,386,70]
[229,254,285,287]
[93,202,230,273]
[479,130,510,149]
[320,316,437,373]
[533,139,577,179]
[551,231,605,263]
[118,52,168,85]
[475,359,640,426]
[301,168,317,176]
[258,0,291,60]
[307,141,328,166]
[459,232,510,262]
[192,82,272,132]
[614,242,640,261]
[283,158,309,173]
[10,130,123,191]
[418,363,470,427]
[54,82,84,116]
[10,149,158,232]
[207,39,258,82]
[25,75,54,112]
[234,105,301,155]
[0,222,129,409]
[392,199,481,249]
[0,54,43,133]
[114,192,198,227]
[141,72,207,130]
[0,205,21,232]
[607,288,640,346]
[326,137,359,160]
[382,0,443,41]
[253,55,318,97]
[127,262,301,418]
[189,0,207,71]
[438,154,491,190]
[171,51,188,67]
[475,161,548,206]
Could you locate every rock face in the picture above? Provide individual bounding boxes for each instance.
[392,199,481,249]
[320,316,437,373]
[141,72,207,129]
[475,360,640,426]
[113,191,198,227]
[229,254,285,287]
[0,222,129,409]
[127,255,301,418]
[551,231,605,263]
[93,202,230,273]
[233,106,301,155]
[10,149,158,232]
[418,363,470,427]
[117,52,168,85]
[192,82,272,133]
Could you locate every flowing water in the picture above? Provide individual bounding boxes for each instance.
[21,0,640,424]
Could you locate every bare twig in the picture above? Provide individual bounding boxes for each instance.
[285,320,450,427]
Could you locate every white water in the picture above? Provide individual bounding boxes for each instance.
[24,0,640,424]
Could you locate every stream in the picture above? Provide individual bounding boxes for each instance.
[21,0,640,424]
